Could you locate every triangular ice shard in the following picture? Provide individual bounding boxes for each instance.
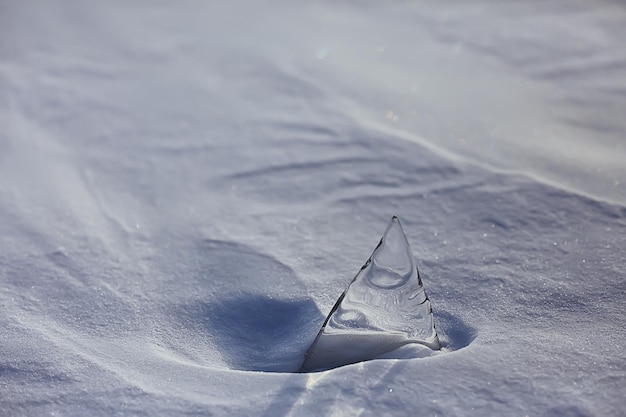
[300,216,440,372]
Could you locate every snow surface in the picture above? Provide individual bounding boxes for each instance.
[1,0,625,415]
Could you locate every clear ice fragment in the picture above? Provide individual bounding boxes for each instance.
[300,216,440,372]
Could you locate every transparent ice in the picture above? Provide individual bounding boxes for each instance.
[300,216,440,372]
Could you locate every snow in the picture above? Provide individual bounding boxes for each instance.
[1,0,625,415]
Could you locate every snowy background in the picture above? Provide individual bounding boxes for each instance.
[1,1,625,415]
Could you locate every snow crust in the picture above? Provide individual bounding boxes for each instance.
[1,0,625,416]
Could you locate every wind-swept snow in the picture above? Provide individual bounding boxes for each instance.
[1,1,625,416]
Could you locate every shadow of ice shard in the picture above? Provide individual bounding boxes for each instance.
[193,295,322,372]
[169,239,324,372]
[300,216,440,372]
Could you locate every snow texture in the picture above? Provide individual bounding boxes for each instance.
[1,0,625,416]
[301,216,439,372]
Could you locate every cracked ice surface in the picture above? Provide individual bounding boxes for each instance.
[301,217,439,372]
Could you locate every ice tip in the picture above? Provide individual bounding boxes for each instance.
[386,215,404,232]
[389,215,403,229]
[381,216,410,247]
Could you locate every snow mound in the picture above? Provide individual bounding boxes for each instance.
[300,216,440,372]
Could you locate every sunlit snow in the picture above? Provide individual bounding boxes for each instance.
[1,1,625,416]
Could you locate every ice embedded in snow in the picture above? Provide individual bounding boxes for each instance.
[300,216,440,372]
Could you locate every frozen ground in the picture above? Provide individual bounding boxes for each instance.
[1,0,625,415]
